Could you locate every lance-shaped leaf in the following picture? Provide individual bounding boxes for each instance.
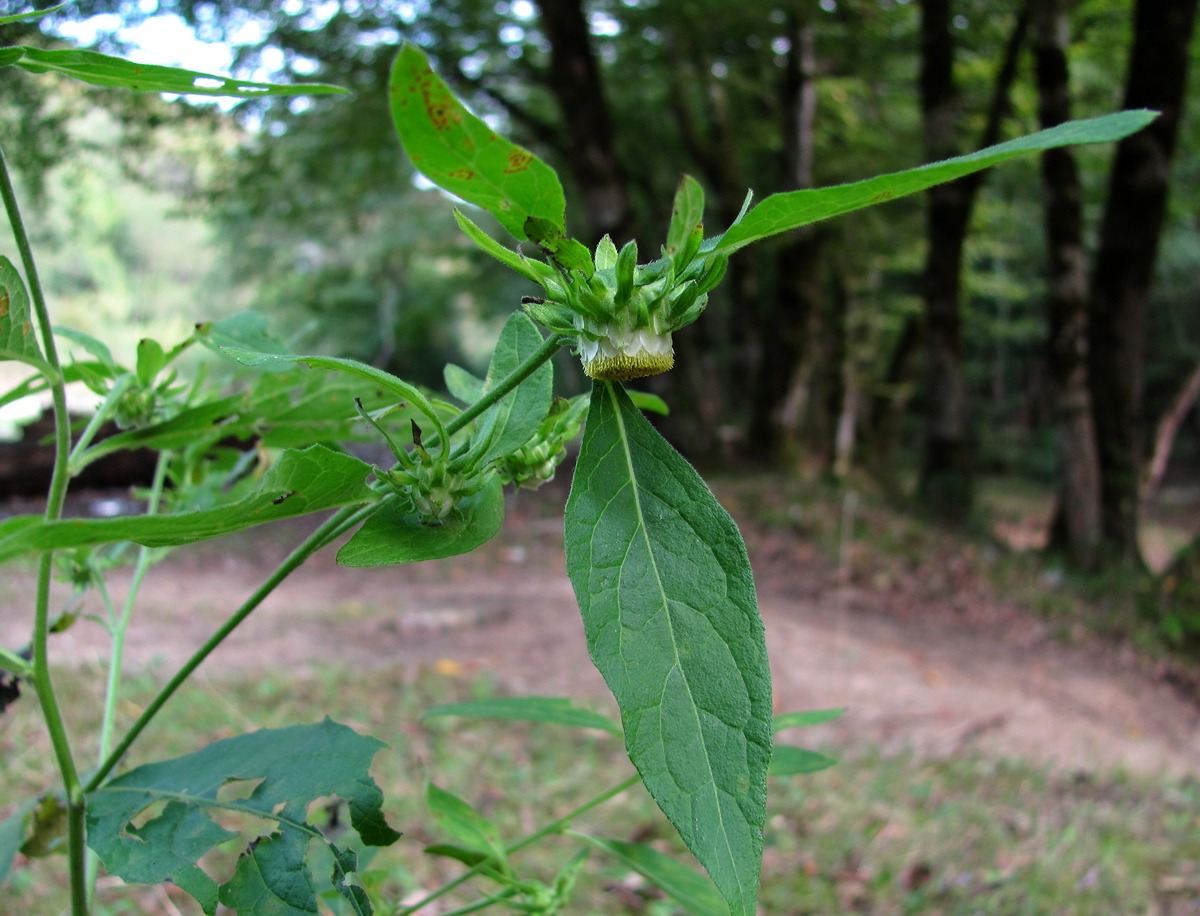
[572,833,727,916]
[0,257,45,370]
[8,46,346,97]
[422,696,622,737]
[390,43,565,241]
[337,476,504,566]
[471,311,554,465]
[0,445,374,561]
[86,719,399,916]
[713,110,1158,254]
[564,382,772,916]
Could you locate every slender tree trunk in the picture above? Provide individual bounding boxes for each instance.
[1143,360,1200,504]
[915,0,1030,520]
[1034,0,1102,570]
[533,0,636,244]
[1087,0,1198,564]
[748,12,823,463]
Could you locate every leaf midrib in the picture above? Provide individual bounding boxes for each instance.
[606,382,745,909]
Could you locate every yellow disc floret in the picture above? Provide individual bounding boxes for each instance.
[578,323,674,381]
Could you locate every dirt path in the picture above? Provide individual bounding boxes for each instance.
[3,487,1198,779]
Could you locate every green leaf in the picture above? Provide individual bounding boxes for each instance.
[443,362,486,404]
[0,798,39,886]
[0,445,374,560]
[86,719,399,916]
[714,110,1159,254]
[524,217,595,276]
[0,4,65,26]
[390,44,565,241]
[773,708,845,731]
[425,783,507,864]
[336,475,504,566]
[54,325,119,373]
[564,382,771,916]
[422,696,622,737]
[329,844,373,915]
[666,175,705,262]
[135,337,166,387]
[11,46,346,97]
[0,48,25,68]
[571,833,728,916]
[0,256,45,370]
[626,390,670,416]
[768,746,837,776]
[472,311,554,464]
[453,210,551,287]
[220,831,318,915]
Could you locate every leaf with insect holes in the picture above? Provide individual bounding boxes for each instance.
[0,445,374,561]
[713,111,1158,254]
[86,719,399,916]
[0,256,45,370]
[8,46,345,97]
[565,381,771,916]
[390,43,565,241]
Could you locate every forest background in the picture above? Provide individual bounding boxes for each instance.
[3,0,1200,607]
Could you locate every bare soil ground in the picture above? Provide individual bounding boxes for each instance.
[3,479,1199,779]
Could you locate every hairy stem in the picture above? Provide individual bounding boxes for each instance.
[398,774,639,915]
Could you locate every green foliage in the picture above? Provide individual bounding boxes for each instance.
[565,381,772,915]
[86,719,399,915]
[0,255,44,370]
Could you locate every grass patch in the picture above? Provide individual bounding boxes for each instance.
[3,663,1197,914]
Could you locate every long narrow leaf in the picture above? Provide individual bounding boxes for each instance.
[714,110,1157,253]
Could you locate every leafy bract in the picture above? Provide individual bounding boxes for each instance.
[6,46,346,97]
[336,475,504,566]
[422,696,622,737]
[390,44,565,241]
[714,110,1157,253]
[86,719,399,916]
[472,311,554,465]
[572,833,727,916]
[564,382,771,916]
[0,445,374,561]
[0,256,45,370]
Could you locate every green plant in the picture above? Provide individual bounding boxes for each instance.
[0,15,1156,915]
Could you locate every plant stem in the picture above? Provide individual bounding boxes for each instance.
[0,145,89,915]
[397,774,639,915]
[85,499,376,790]
[444,333,571,439]
[68,374,134,474]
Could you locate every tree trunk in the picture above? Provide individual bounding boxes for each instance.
[1034,0,1103,570]
[1143,360,1200,504]
[1087,0,1198,564]
[748,13,824,463]
[916,0,1031,519]
[533,0,636,244]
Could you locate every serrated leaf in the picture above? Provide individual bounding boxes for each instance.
[0,445,374,561]
[572,833,727,916]
[0,256,45,370]
[472,311,553,464]
[87,720,399,915]
[768,746,837,776]
[773,708,846,731]
[422,696,622,736]
[390,44,565,241]
[714,110,1159,254]
[564,382,771,916]
[336,475,503,566]
[11,46,346,97]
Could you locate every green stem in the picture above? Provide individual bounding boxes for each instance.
[444,334,570,439]
[68,374,134,474]
[0,145,88,915]
[85,500,375,791]
[398,774,639,915]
